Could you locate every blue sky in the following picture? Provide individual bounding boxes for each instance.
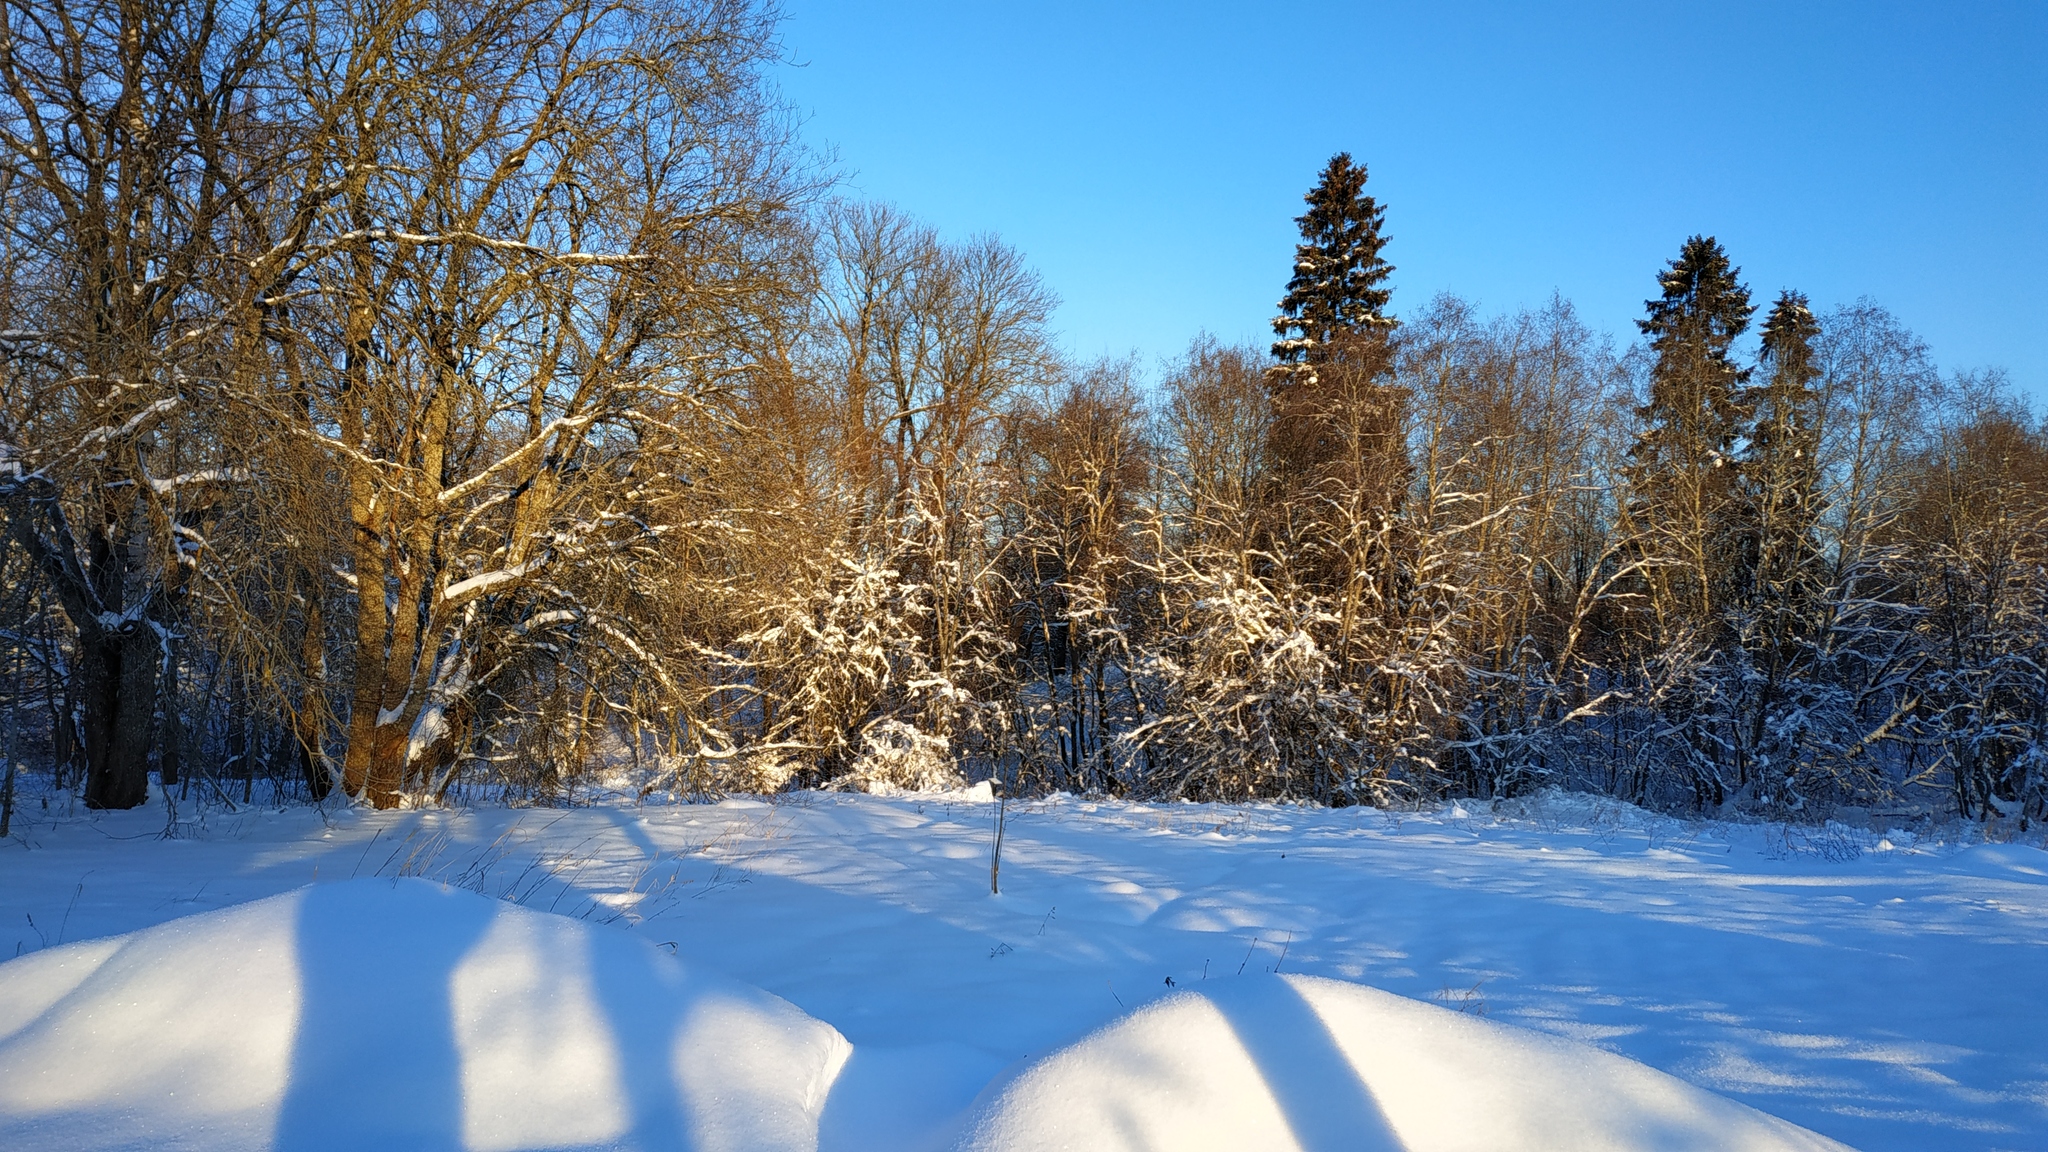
[773,2,2046,403]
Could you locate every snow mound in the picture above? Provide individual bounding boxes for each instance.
[1946,841,2048,879]
[956,974,1851,1152]
[0,878,849,1152]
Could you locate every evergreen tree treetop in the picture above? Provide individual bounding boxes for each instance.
[1271,152,1395,373]
[1757,291,1820,387]
[1752,292,1822,456]
[1744,289,1826,563]
[1751,291,1822,456]
[1624,235,1757,629]
[1631,235,1756,475]
[1638,235,1755,361]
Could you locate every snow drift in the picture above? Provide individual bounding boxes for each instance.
[0,879,849,1152]
[0,875,1859,1151]
[955,974,1852,1152]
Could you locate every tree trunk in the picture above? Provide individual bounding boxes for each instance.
[296,594,333,800]
[158,638,182,789]
[50,661,77,791]
[78,625,160,809]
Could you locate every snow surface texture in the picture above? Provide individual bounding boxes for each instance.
[959,974,1847,1152]
[0,880,848,1152]
[0,880,1843,1152]
[1,788,2043,1149]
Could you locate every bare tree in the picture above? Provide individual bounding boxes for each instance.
[1003,360,1151,792]
[234,0,808,807]
[0,0,311,807]
[694,202,1055,788]
[1891,378,2048,820]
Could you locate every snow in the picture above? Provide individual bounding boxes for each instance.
[1,790,2044,1150]
[957,974,1847,1152]
[0,879,847,1152]
[442,558,548,607]
[146,467,250,495]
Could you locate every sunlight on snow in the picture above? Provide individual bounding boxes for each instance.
[452,910,630,1149]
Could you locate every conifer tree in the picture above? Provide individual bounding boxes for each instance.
[1619,237,1755,809]
[1731,291,1828,804]
[1265,154,1406,517]
[1626,235,1756,625]
[1270,152,1395,384]
[1743,291,1825,605]
[1255,154,1417,777]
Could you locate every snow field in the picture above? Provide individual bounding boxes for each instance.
[1,788,2044,1149]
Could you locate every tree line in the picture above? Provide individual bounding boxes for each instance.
[1,0,2042,825]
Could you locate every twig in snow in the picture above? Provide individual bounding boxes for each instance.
[58,881,83,944]
[351,828,384,878]
[1106,980,1125,1009]
[1237,936,1261,976]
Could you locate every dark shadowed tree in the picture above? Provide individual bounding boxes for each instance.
[1729,291,1829,803]
[1627,235,1756,628]
[1618,236,1755,808]
[1265,154,1407,557]
[1270,152,1394,380]
[0,0,305,807]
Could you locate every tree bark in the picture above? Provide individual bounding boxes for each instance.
[75,624,160,809]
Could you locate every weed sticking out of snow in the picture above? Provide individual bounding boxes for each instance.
[1432,979,1490,1017]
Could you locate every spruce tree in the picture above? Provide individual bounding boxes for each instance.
[1264,153,1409,561]
[1730,291,1828,803]
[1255,149,1415,734]
[1744,291,1825,601]
[1269,152,1394,384]
[1626,235,1756,624]
[1622,236,1754,809]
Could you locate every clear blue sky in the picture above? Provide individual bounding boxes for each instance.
[774,2,2047,403]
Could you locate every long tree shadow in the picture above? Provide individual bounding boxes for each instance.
[1204,975,1407,1152]
[586,934,692,1150]
[606,863,1027,1152]
[272,880,497,1150]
